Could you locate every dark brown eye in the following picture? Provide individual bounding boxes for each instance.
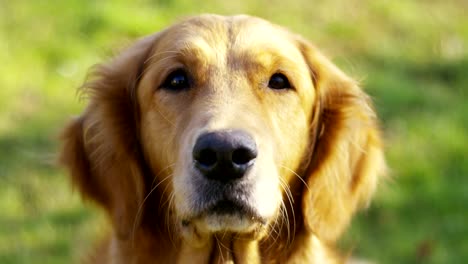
[161,69,190,91]
[268,73,291,90]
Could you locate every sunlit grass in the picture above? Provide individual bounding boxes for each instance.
[0,0,466,263]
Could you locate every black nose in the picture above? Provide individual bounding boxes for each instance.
[193,130,257,182]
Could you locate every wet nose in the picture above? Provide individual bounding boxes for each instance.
[192,130,257,182]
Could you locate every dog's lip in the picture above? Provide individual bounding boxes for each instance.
[205,199,265,222]
[188,197,267,225]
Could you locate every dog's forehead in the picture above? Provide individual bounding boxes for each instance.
[157,15,301,61]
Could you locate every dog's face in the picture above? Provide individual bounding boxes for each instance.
[61,14,385,253]
[137,15,315,236]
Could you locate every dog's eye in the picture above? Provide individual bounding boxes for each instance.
[161,69,190,91]
[268,73,291,90]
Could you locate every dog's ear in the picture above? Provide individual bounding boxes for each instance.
[60,35,157,239]
[297,39,386,243]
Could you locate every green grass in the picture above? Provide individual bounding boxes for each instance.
[0,1,466,263]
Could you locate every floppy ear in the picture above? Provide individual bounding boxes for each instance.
[60,35,157,239]
[298,39,386,243]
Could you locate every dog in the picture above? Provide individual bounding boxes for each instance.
[60,14,386,263]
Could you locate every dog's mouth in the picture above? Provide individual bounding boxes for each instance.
[204,198,266,223]
[182,190,268,234]
[207,199,256,217]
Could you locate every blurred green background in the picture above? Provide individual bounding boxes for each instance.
[0,0,466,263]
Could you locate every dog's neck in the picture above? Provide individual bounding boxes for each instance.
[176,233,260,264]
[104,226,340,264]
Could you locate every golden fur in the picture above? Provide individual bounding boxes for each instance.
[60,14,386,263]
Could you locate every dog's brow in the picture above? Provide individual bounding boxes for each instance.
[236,48,300,74]
[179,38,220,61]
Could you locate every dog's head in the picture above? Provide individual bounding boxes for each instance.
[61,14,385,247]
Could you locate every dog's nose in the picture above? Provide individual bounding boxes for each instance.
[193,130,257,181]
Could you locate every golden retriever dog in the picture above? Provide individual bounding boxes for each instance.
[60,14,386,263]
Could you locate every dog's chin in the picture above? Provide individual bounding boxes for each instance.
[199,206,267,234]
[180,200,269,244]
[179,213,267,249]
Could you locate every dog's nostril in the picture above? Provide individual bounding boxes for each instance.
[196,148,217,167]
[232,147,256,165]
[193,130,257,181]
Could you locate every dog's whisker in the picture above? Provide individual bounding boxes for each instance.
[214,236,226,263]
[150,163,176,188]
[281,198,292,248]
[160,181,175,208]
[131,173,173,248]
[163,183,179,245]
[219,236,231,253]
[165,191,177,247]
[281,201,292,249]
[278,177,296,247]
[265,202,285,253]
[280,165,310,191]
[264,181,287,253]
